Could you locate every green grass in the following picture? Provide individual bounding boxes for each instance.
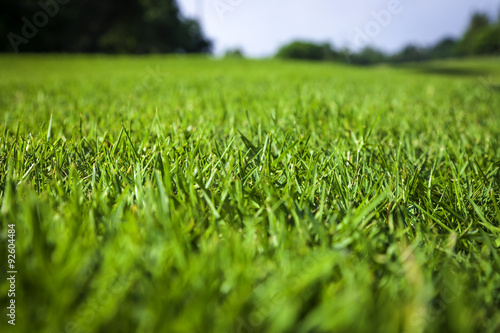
[0,55,500,333]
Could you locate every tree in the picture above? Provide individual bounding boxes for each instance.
[0,0,211,53]
[429,37,458,59]
[457,12,490,55]
[470,25,500,55]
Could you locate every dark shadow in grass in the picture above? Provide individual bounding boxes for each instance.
[490,83,500,91]
[391,63,489,77]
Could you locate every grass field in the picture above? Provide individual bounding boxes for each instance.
[1,55,500,333]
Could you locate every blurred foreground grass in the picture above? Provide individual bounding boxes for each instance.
[0,55,500,333]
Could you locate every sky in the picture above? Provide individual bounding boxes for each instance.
[177,0,500,57]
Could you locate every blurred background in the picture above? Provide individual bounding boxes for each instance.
[1,0,499,64]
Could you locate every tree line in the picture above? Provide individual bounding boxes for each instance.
[0,0,211,53]
[2,1,498,63]
[275,11,500,64]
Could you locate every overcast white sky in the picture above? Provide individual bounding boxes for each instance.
[177,0,500,57]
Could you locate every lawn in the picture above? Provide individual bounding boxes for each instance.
[0,55,499,333]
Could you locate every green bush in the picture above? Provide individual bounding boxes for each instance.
[275,41,335,61]
[391,45,429,63]
[224,48,245,58]
[349,47,387,65]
